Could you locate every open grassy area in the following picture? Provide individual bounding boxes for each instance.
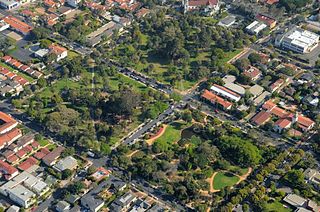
[38,138,50,147]
[213,172,239,190]
[228,166,248,176]
[263,200,292,212]
[155,121,191,144]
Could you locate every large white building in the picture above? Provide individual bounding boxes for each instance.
[0,171,50,208]
[210,84,241,102]
[0,0,19,10]
[246,21,267,35]
[275,27,319,54]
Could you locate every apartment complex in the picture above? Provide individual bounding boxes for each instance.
[275,27,319,54]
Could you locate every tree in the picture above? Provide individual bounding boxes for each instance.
[62,169,73,180]
[235,58,250,71]
[248,53,262,64]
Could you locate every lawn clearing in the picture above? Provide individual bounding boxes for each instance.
[154,121,191,145]
[38,139,50,147]
[228,166,248,176]
[263,200,292,212]
[213,172,239,190]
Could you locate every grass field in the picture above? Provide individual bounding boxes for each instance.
[155,121,191,144]
[213,172,239,190]
[263,200,292,212]
[228,166,248,176]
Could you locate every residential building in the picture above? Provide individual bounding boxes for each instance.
[91,167,111,182]
[0,0,19,10]
[218,15,236,27]
[223,82,245,96]
[183,0,220,14]
[249,84,264,98]
[304,168,320,189]
[251,110,271,126]
[246,21,267,35]
[0,160,19,180]
[49,44,68,62]
[269,78,284,93]
[256,14,277,29]
[0,19,10,31]
[0,111,18,134]
[283,194,307,208]
[81,193,104,212]
[66,0,80,7]
[274,118,292,133]
[53,156,78,172]
[2,16,33,35]
[275,27,319,54]
[210,84,241,102]
[42,146,65,166]
[110,192,137,211]
[201,89,233,110]
[243,66,262,81]
[56,200,71,212]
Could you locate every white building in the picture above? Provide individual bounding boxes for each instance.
[210,84,241,102]
[0,0,19,10]
[0,171,50,208]
[275,27,319,54]
[183,0,220,14]
[246,21,267,35]
[0,19,10,32]
[66,0,80,7]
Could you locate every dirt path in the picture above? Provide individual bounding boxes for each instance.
[208,172,220,193]
[146,124,168,146]
[227,47,250,64]
[236,167,253,184]
[127,150,139,158]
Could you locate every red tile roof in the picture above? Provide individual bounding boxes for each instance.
[23,145,33,153]
[2,55,12,62]
[2,16,33,34]
[18,157,38,171]
[34,151,46,159]
[42,146,65,165]
[265,0,279,5]
[31,141,40,148]
[251,110,271,125]
[297,115,315,129]
[49,43,67,55]
[16,149,27,158]
[0,160,18,178]
[41,147,50,155]
[0,128,22,148]
[256,14,276,26]
[188,0,218,7]
[243,66,261,80]
[275,118,292,129]
[7,154,19,164]
[201,89,233,109]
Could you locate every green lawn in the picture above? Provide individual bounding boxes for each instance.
[155,121,191,144]
[67,50,79,60]
[228,166,248,176]
[38,139,50,147]
[263,200,292,212]
[213,172,239,190]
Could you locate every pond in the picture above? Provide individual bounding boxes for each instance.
[180,125,203,140]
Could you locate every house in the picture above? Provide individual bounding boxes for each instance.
[243,66,262,81]
[56,200,71,212]
[67,0,80,7]
[53,156,78,172]
[283,194,307,208]
[0,19,10,31]
[42,146,65,166]
[201,89,233,110]
[91,167,111,182]
[246,21,267,35]
[110,192,137,211]
[274,118,292,133]
[2,16,33,35]
[0,111,18,134]
[0,160,19,180]
[269,79,284,93]
[0,128,23,149]
[249,84,264,98]
[251,110,271,126]
[304,168,320,189]
[49,43,68,62]
[256,14,277,29]
[81,193,104,212]
[218,15,236,27]
[296,115,315,132]
[306,200,320,212]
[183,0,220,14]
